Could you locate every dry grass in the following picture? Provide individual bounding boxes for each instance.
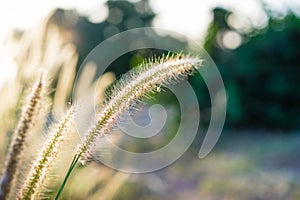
[0,9,202,199]
[0,10,122,199]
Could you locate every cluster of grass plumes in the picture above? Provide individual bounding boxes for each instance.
[0,73,45,200]
[18,107,74,200]
[56,54,202,199]
[0,53,202,199]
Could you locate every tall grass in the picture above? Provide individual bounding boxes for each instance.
[0,73,45,199]
[0,9,202,199]
[55,54,202,199]
[0,53,201,199]
[18,107,74,199]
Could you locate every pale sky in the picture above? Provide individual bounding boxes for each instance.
[0,0,298,85]
[0,0,297,41]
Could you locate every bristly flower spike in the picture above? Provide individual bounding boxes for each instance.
[77,53,202,161]
[0,72,45,200]
[18,106,75,200]
[55,53,202,199]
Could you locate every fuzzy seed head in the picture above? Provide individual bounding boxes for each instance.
[18,106,74,200]
[77,54,202,161]
[0,72,45,199]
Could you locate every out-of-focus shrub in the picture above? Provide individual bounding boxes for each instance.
[202,8,300,130]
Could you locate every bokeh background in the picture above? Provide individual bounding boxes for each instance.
[0,0,300,199]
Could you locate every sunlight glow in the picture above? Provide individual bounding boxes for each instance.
[0,0,298,87]
[222,31,242,50]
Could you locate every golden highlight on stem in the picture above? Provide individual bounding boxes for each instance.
[77,54,202,160]
[0,73,44,199]
[18,106,74,200]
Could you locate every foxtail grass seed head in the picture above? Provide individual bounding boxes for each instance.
[18,106,75,200]
[77,54,202,161]
[0,72,45,199]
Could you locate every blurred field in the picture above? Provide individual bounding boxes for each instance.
[1,0,300,199]
[112,132,300,200]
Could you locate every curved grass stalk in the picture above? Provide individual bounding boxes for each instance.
[0,73,45,200]
[78,54,201,159]
[55,53,202,199]
[18,106,74,200]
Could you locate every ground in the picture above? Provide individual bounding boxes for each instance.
[114,131,300,200]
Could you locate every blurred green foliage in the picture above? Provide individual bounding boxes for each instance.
[19,0,300,131]
[202,8,300,130]
[69,0,187,78]
[95,2,300,130]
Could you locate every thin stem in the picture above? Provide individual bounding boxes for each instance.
[55,154,80,200]
[55,54,202,198]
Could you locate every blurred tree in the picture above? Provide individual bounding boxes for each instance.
[203,7,300,130]
[9,0,187,113]
[204,8,232,52]
[69,0,187,77]
[70,0,155,76]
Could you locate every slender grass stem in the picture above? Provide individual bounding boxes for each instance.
[54,154,80,200]
[55,53,202,199]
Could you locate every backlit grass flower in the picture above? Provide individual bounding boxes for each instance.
[0,72,45,199]
[55,53,202,199]
[18,106,74,200]
[77,54,202,159]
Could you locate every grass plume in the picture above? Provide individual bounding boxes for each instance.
[77,53,202,159]
[0,72,45,199]
[18,106,74,200]
[55,53,202,199]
